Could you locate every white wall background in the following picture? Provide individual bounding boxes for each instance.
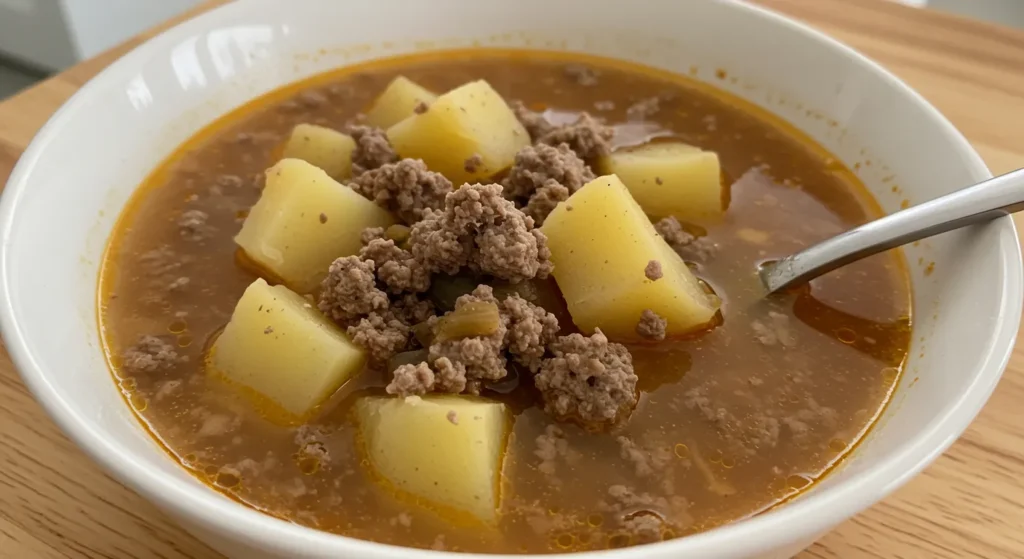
[0,0,203,71]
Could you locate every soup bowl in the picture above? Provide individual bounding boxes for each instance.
[0,0,1020,557]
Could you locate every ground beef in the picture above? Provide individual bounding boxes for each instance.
[625,97,661,121]
[350,158,452,224]
[523,183,569,225]
[564,64,600,86]
[409,184,554,283]
[426,286,509,393]
[139,245,182,277]
[502,294,560,372]
[347,125,398,175]
[390,293,436,325]
[502,143,595,201]
[167,276,190,292]
[347,311,410,363]
[387,363,435,396]
[536,113,614,160]
[752,311,797,348]
[644,260,663,281]
[178,209,213,241]
[360,226,387,245]
[617,436,675,480]
[359,238,431,294]
[654,216,719,263]
[463,153,483,174]
[318,256,389,323]
[534,424,580,487]
[510,101,554,141]
[636,309,667,341]
[534,329,638,428]
[601,485,692,543]
[122,335,183,374]
[294,425,331,466]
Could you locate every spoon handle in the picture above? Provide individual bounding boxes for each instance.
[760,168,1024,293]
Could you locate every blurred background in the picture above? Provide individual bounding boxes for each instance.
[1,0,1023,100]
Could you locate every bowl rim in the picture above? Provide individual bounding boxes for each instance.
[1,0,1020,557]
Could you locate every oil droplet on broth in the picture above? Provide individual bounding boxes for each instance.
[587,513,604,527]
[204,464,219,477]
[836,327,856,344]
[555,533,575,549]
[829,438,848,453]
[298,456,321,475]
[168,319,188,334]
[721,456,736,469]
[881,367,899,384]
[608,533,631,548]
[674,443,690,459]
[129,392,147,411]
[177,334,193,348]
[120,377,138,392]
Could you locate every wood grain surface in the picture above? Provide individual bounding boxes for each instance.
[1,0,1023,557]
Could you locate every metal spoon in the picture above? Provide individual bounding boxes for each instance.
[759,168,1024,294]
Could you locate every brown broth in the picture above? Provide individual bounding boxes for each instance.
[98,49,911,553]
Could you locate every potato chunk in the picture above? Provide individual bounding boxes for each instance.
[281,124,356,180]
[235,158,394,293]
[386,80,530,184]
[365,76,438,129]
[355,395,510,524]
[597,143,723,222]
[210,278,367,418]
[541,175,720,340]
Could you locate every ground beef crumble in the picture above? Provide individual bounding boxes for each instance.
[464,153,483,174]
[625,97,661,121]
[523,183,570,225]
[752,311,797,348]
[536,113,614,160]
[636,309,667,341]
[502,143,595,201]
[385,285,559,396]
[347,125,398,175]
[348,309,412,363]
[359,238,431,294]
[123,335,184,375]
[534,424,580,486]
[350,158,452,224]
[654,216,719,263]
[564,64,600,86]
[644,260,663,281]
[534,329,638,429]
[409,183,554,283]
[178,209,213,241]
[510,101,554,141]
[317,256,389,322]
[600,485,693,543]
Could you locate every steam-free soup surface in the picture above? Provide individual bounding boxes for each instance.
[99,50,910,553]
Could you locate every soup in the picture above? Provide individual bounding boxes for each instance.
[99,50,910,553]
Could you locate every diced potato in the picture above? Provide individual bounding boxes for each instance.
[355,395,510,524]
[235,158,394,293]
[281,124,356,180]
[596,143,723,222]
[210,278,367,418]
[387,80,530,184]
[541,175,720,340]
[365,76,438,129]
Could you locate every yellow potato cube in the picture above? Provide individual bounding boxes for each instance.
[386,80,530,184]
[597,143,723,222]
[210,278,367,418]
[355,395,510,524]
[235,158,394,293]
[281,124,356,180]
[541,175,720,340]
[365,76,438,129]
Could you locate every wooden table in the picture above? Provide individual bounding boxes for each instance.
[2,0,1023,557]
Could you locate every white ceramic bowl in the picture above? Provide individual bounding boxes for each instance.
[1,0,1020,557]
